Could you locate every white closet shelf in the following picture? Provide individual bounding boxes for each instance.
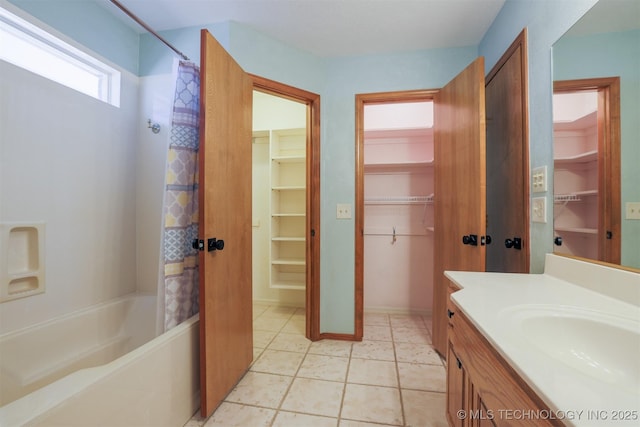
[270,281,305,290]
[554,226,598,235]
[272,258,305,266]
[272,155,305,163]
[554,150,597,164]
[272,213,305,217]
[271,236,305,241]
[364,160,433,171]
[365,195,433,205]
[554,190,597,203]
[272,186,305,191]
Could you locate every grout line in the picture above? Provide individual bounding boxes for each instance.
[336,336,354,425]
[391,323,407,427]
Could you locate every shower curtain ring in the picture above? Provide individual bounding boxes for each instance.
[147,119,161,134]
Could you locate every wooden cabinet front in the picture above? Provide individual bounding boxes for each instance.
[446,290,564,427]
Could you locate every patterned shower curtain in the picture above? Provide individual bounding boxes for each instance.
[162,61,200,331]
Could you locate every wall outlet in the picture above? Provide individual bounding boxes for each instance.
[626,202,640,220]
[337,203,352,219]
[532,197,546,223]
[532,166,547,193]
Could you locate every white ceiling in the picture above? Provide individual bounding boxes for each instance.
[100,0,506,57]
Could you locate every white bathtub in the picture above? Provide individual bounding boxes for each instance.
[0,294,200,427]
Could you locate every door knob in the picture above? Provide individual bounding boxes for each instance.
[505,237,522,250]
[462,234,478,246]
[208,238,224,252]
[554,236,563,246]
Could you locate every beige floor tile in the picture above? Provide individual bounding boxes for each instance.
[351,341,395,361]
[280,378,344,417]
[389,314,427,329]
[225,371,291,408]
[272,411,338,427]
[308,339,353,357]
[202,402,275,427]
[281,318,306,335]
[297,354,349,382]
[339,421,397,427]
[363,312,390,326]
[263,306,297,318]
[341,384,403,425]
[254,330,277,348]
[250,349,305,376]
[402,389,448,427]
[391,327,432,344]
[268,332,312,353]
[253,316,289,332]
[347,359,398,387]
[394,342,443,365]
[253,347,264,362]
[363,325,392,341]
[253,304,269,318]
[398,362,446,392]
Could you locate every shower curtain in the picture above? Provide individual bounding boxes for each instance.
[162,61,201,331]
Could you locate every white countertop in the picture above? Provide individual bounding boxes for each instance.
[445,254,640,427]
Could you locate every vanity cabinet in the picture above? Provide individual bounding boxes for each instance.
[446,281,563,427]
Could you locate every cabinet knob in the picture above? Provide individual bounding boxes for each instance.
[447,309,455,319]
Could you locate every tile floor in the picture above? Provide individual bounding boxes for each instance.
[184,304,448,427]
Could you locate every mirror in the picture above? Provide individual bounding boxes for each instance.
[552,0,640,269]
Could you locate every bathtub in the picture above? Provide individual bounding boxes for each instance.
[0,294,200,427]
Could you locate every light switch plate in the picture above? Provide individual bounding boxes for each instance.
[532,197,546,223]
[532,166,547,193]
[337,203,352,219]
[626,202,640,220]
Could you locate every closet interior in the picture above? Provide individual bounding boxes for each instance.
[363,101,434,313]
[552,90,599,260]
[252,91,306,308]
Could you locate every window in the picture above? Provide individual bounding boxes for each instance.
[0,6,120,107]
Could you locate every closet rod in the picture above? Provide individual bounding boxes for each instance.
[109,0,190,61]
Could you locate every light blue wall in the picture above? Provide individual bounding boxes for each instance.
[554,30,640,268]
[319,47,477,333]
[479,0,597,272]
[6,0,139,74]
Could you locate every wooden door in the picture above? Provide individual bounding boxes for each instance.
[199,29,253,417]
[432,57,487,356]
[485,30,530,273]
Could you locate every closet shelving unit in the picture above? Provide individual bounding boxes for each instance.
[553,112,598,255]
[364,127,434,236]
[270,128,306,290]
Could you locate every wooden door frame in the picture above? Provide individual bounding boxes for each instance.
[484,28,531,273]
[250,74,322,341]
[354,89,439,341]
[553,77,621,264]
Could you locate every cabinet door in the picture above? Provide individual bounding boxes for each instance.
[433,57,487,356]
[447,345,466,427]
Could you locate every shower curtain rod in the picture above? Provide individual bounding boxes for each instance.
[109,0,190,61]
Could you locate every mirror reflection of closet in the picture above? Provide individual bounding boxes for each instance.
[551,0,639,267]
[552,90,600,260]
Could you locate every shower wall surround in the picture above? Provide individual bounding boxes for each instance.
[0,59,140,335]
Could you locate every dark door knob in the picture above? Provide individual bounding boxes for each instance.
[462,234,478,246]
[505,237,522,250]
[554,236,563,246]
[208,238,224,252]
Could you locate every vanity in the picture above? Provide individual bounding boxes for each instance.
[444,254,640,427]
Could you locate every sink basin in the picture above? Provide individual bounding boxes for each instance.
[503,305,640,392]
